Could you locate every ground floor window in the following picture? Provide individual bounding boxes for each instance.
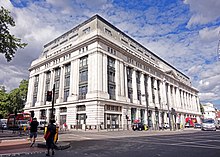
[104,113,121,129]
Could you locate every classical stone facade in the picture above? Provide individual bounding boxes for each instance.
[24,15,201,130]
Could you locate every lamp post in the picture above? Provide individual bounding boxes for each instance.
[163,79,172,131]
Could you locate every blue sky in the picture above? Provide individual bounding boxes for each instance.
[1,0,220,109]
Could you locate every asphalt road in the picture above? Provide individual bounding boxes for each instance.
[17,130,220,157]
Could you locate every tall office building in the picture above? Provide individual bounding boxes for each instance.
[24,15,201,130]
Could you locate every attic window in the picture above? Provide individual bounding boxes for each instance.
[105,28,112,36]
[121,38,128,44]
[130,44,136,49]
[83,27,90,34]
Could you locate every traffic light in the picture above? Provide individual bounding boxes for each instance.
[46,91,52,101]
[76,113,78,120]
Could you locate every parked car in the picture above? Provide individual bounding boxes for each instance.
[132,123,144,131]
[38,119,47,130]
[201,119,216,131]
[163,123,170,129]
[0,121,7,129]
[17,120,29,130]
[194,123,201,129]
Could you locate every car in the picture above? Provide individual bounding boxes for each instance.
[0,121,7,129]
[38,119,47,130]
[132,123,144,131]
[163,123,170,129]
[17,120,29,130]
[194,123,201,129]
[201,119,216,131]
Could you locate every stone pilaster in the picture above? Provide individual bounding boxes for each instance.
[68,59,79,101]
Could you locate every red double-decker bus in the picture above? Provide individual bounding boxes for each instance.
[7,112,31,129]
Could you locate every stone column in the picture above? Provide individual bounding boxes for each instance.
[87,52,108,99]
[115,60,121,100]
[154,79,159,107]
[140,73,146,105]
[57,65,65,103]
[50,69,55,90]
[124,65,129,101]
[68,59,79,101]
[120,62,125,97]
[132,69,138,104]
[36,73,45,106]
[55,107,60,126]
[176,87,181,109]
[25,77,34,108]
[147,76,153,107]
[46,108,50,123]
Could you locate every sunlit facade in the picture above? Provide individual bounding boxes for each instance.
[25,15,201,130]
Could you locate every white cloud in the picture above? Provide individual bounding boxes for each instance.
[1,0,220,107]
[199,26,220,43]
[184,0,220,27]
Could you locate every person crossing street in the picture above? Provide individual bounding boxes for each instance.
[29,117,39,147]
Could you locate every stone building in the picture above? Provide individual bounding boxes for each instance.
[24,15,201,130]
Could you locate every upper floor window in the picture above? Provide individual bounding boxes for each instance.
[79,56,88,68]
[83,27,90,34]
[65,64,71,74]
[55,68,61,77]
[108,57,115,68]
[105,28,112,36]
[46,71,51,80]
[35,75,39,82]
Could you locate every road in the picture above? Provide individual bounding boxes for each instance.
[14,129,220,157]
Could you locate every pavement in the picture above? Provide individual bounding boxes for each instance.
[0,128,195,157]
[0,130,70,157]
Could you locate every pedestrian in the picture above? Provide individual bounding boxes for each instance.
[45,118,56,156]
[29,117,39,147]
[63,122,67,131]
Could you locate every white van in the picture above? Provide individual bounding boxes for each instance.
[38,119,47,130]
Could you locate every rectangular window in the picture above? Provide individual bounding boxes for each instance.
[63,90,69,102]
[108,71,115,83]
[79,85,87,100]
[79,56,88,68]
[65,64,71,74]
[64,76,70,87]
[108,84,116,100]
[107,57,115,68]
[55,68,61,77]
[105,28,112,36]
[79,70,88,82]
[83,27,90,34]
[76,105,86,111]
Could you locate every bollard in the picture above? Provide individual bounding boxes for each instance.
[54,126,59,143]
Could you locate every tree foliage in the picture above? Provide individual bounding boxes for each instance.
[0,79,29,118]
[0,6,27,62]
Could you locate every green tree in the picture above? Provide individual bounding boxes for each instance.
[0,6,27,62]
[0,90,10,118]
[0,80,28,118]
[19,79,28,102]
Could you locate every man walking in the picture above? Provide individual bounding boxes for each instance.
[45,118,57,156]
[29,117,39,147]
